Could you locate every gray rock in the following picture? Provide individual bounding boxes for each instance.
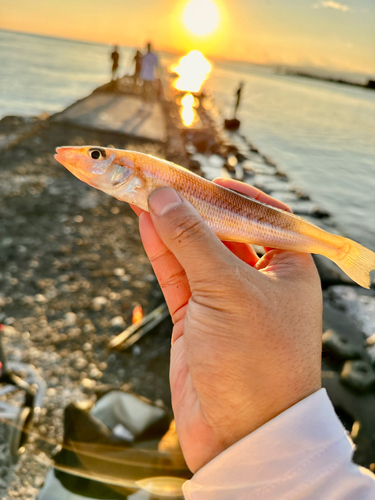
[322,328,362,360]
[341,360,375,393]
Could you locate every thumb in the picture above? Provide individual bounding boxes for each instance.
[147,187,233,286]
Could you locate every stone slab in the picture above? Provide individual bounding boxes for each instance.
[54,92,167,143]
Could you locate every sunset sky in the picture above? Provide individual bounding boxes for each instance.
[1,0,374,74]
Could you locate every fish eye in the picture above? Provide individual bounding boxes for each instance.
[88,148,106,160]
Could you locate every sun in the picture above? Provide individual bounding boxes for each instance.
[183,0,220,36]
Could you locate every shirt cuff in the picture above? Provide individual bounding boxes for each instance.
[182,389,375,500]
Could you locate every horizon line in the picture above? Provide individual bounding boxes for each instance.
[1,27,373,78]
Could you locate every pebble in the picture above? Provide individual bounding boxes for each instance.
[91,296,108,310]
[63,312,77,326]
[34,476,44,488]
[74,358,88,370]
[81,378,96,389]
[89,368,103,379]
[34,294,47,303]
[110,316,125,327]
[67,327,81,339]
[132,345,142,356]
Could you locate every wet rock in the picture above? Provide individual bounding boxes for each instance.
[311,207,330,219]
[294,189,310,201]
[328,287,375,336]
[287,201,322,216]
[234,163,244,181]
[322,328,362,360]
[241,159,275,176]
[341,360,375,393]
[224,154,238,172]
[253,175,293,194]
[224,118,240,131]
[191,132,215,153]
[262,155,277,168]
[207,154,225,170]
[275,171,288,181]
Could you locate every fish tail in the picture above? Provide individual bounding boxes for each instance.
[330,238,375,289]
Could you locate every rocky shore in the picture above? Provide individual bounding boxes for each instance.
[1,73,375,498]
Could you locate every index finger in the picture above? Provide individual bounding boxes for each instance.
[130,204,144,217]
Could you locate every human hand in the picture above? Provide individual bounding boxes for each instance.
[131,178,322,473]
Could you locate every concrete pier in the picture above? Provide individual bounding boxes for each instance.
[54,91,167,143]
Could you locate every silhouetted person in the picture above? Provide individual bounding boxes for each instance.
[234,82,244,118]
[140,42,158,103]
[133,50,143,87]
[111,46,120,81]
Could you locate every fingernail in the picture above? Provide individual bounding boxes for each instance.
[148,188,183,216]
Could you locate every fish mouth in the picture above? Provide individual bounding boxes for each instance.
[54,146,82,180]
[54,147,61,163]
[54,146,79,170]
[54,147,68,165]
[54,146,105,186]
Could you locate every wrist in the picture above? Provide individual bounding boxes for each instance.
[195,380,322,472]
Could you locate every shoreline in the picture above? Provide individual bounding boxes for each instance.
[1,73,375,498]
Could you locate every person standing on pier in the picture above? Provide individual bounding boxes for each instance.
[140,42,158,103]
[110,45,120,81]
[234,81,244,118]
[133,50,143,88]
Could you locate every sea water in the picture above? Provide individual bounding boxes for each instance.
[1,29,374,247]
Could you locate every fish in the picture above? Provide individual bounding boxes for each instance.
[55,146,375,288]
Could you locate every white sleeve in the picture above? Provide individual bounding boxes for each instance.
[182,389,375,500]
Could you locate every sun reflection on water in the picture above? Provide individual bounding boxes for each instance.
[171,50,212,93]
[171,51,211,127]
[179,93,196,126]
